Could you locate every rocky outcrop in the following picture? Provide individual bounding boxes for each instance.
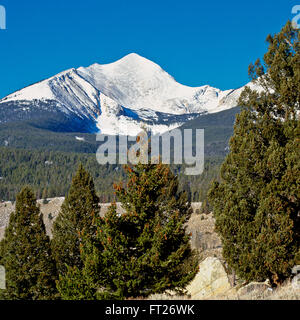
[292,265,300,290]
[186,257,231,299]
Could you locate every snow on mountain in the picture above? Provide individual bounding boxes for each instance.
[0,53,260,135]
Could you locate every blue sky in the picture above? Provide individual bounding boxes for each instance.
[0,0,296,98]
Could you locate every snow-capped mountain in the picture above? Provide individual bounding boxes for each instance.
[0,53,258,135]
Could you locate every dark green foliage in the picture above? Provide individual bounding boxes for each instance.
[200,199,211,214]
[51,164,100,275]
[0,121,99,153]
[176,156,224,203]
[0,106,238,202]
[0,106,239,156]
[0,101,98,133]
[208,21,300,285]
[179,106,240,156]
[0,187,58,299]
[0,147,124,202]
[57,163,198,300]
[0,146,223,203]
[42,188,49,204]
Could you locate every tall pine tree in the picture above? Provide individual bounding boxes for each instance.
[57,162,198,299]
[208,21,300,285]
[0,187,58,300]
[51,164,100,275]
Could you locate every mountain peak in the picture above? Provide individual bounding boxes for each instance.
[0,54,255,135]
[95,52,162,75]
[122,52,146,61]
[87,53,157,70]
[115,53,154,64]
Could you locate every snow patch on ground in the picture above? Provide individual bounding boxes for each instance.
[75,136,85,141]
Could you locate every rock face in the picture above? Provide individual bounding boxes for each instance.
[186,257,231,299]
[292,265,300,290]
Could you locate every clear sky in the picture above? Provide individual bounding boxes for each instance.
[0,0,296,99]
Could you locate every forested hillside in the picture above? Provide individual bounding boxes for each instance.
[0,107,239,155]
[0,107,238,202]
[0,147,223,202]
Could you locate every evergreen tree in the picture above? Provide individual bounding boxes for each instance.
[0,187,58,299]
[57,163,198,299]
[208,21,300,285]
[51,164,100,275]
[200,199,211,214]
[42,188,49,204]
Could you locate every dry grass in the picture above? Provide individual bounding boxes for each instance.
[146,280,300,300]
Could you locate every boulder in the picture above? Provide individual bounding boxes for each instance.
[292,265,300,290]
[186,257,231,299]
[292,265,300,275]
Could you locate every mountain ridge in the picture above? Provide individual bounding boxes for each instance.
[0,53,258,135]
